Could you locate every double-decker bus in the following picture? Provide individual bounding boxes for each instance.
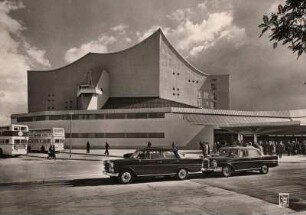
[28,128,65,153]
[0,124,29,156]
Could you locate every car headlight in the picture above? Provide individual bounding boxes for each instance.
[211,159,218,168]
[104,160,115,173]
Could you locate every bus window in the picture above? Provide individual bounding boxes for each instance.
[21,127,27,131]
[13,127,19,131]
[14,139,20,144]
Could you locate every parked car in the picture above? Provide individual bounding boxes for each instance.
[201,146,278,177]
[103,147,203,184]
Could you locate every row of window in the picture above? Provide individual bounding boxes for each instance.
[65,132,165,139]
[188,80,199,83]
[0,131,29,137]
[0,139,27,144]
[172,72,180,75]
[16,113,165,123]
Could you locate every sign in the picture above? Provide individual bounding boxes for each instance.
[279,193,289,208]
[18,131,23,137]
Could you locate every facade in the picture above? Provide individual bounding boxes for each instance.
[12,29,306,149]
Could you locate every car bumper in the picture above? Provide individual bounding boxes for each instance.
[201,167,222,172]
[103,171,119,177]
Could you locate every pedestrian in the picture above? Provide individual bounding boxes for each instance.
[199,141,204,156]
[204,142,210,156]
[52,144,56,160]
[172,142,176,150]
[104,142,109,156]
[147,141,152,148]
[86,141,90,153]
[47,145,52,159]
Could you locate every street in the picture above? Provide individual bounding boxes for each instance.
[0,152,306,215]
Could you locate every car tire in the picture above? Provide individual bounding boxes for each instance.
[177,168,189,180]
[119,170,134,184]
[0,148,3,157]
[27,146,31,153]
[260,164,269,174]
[41,146,45,153]
[222,165,232,177]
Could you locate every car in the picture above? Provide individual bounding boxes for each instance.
[103,147,203,184]
[201,146,278,177]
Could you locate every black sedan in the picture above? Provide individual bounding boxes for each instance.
[103,147,203,184]
[201,146,278,177]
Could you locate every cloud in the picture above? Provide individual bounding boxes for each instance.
[111,24,128,34]
[167,9,186,21]
[136,25,161,42]
[0,0,50,124]
[64,35,117,63]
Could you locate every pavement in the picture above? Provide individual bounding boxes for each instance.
[0,150,306,215]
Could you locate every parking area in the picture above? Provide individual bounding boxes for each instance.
[0,150,306,214]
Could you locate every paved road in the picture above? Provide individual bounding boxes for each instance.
[193,161,306,211]
[0,152,306,214]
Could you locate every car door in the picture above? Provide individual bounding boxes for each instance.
[231,149,250,170]
[159,150,180,174]
[247,148,263,169]
[137,150,164,176]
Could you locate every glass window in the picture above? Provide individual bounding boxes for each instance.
[162,151,176,159]
[148,150,161,159]
[14,139,20,144]
[248,149,261,157]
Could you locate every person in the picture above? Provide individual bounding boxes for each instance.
[48,144,56,160]
[104,142,109,156]
[204,142,210,156]
[52,144,56,160]
[86,141,90,153]
[199,141,204,156]
[147,141,152,148]
[172,142,176,150]
[47,145,53,159]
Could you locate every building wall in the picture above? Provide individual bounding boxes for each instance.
[208,75,230,109]
[11,111,209,149]
[159,34,207,107]
[28,31,161,112]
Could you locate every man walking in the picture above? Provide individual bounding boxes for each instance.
[86,141,90,153]
[104,142,109,156]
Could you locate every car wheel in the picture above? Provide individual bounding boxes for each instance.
[0,148,3,157]
[41,146,45,153]
[222,165,232,177]
[27,146,31,153]
[260,164,269,174]
[177,168,189,180]
[119,170,134,184]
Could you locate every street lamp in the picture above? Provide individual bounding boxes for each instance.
[69,112,73,158]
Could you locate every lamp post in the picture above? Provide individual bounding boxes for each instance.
[69,112,72,158]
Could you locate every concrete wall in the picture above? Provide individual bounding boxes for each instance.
[13,113,207,149]
[209,75,230,110]
[159,34,207,107]
[28,31,161,112]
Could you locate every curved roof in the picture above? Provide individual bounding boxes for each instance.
[28,29,208,76]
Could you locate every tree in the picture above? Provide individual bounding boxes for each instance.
[258,0,306,58]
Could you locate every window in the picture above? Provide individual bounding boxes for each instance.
[162,151,176,159]
[148,150,161,159]
[173,93,175,96]
[14,139,21,144]
[248,149,261,157]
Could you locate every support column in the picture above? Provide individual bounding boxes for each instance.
[238,133,244,143]
[254,134,258,144]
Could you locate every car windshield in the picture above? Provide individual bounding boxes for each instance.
[219,148,239,157]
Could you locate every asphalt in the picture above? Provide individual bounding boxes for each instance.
[0,149,306,215]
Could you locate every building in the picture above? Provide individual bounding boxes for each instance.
[11,29,306,149]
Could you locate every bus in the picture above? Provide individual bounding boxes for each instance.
[28,128,65,153]
[0,124,29,156]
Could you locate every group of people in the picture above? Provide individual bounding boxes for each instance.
[47,144,56,160]
[213,139,306,158]
[86,141,109,156]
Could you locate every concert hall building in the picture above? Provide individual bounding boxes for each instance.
[11,29,306,149]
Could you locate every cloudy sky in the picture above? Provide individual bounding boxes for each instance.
[0,0,305,124]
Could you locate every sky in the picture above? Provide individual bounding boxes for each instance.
[0,0,306,124]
